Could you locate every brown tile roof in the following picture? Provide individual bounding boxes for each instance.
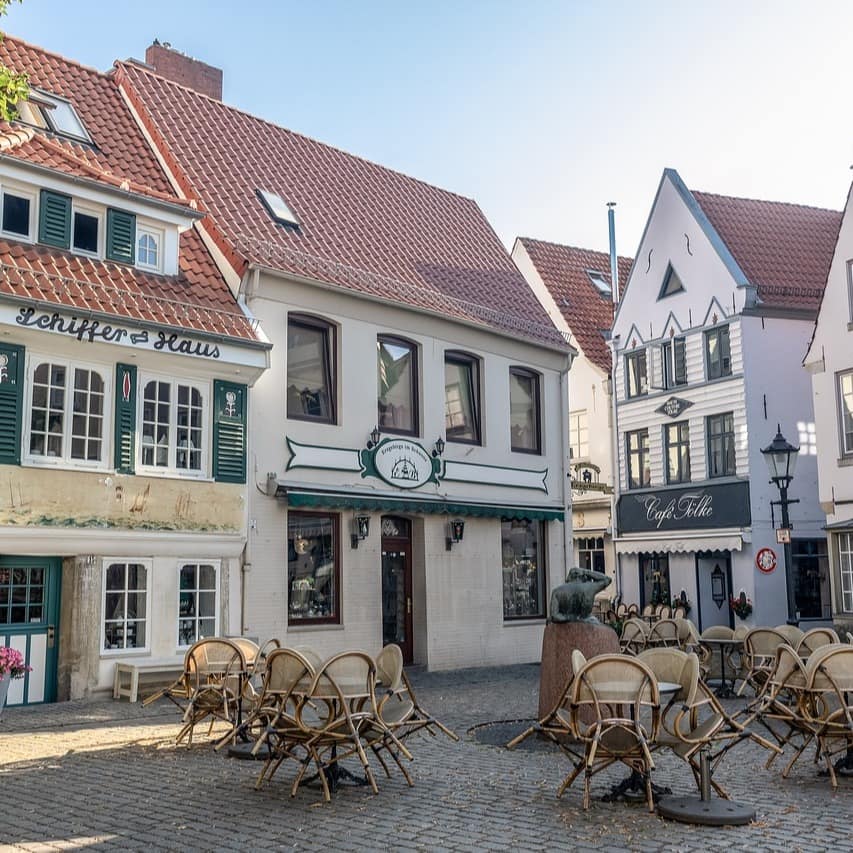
[0,36,259,344]
[518,238,631,373]
[692,190,842,313]
[116,61,568,350]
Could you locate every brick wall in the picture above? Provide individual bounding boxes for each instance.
[145,43,222,100]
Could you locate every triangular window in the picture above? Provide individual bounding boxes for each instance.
[658,264,684,299]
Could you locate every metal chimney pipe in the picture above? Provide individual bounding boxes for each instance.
[607,202,619,303]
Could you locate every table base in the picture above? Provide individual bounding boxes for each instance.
[713,682,737,699]
[657,794,755,826]
[602,771,671,804]
[227,741,270,761]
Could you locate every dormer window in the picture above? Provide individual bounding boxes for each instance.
[1,189,33,238]
[257,188,299,227]
[137,226,163,272]
[17,90,91,143]
[72,208,99,255]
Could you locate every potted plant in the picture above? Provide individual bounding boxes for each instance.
[729,593,753,620]
[0,647,31,717]
[671,594,692,615]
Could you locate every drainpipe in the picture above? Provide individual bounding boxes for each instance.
[607,202,621,600]
[560,361,573,582]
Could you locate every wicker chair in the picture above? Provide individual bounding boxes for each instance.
[647,618,680,648]
[737,628,787,697]
[796,627,840,658]
[626,603,640,617]
[773,624,805,647]
[641,604,655,619]
[620,618,649,655]
[560,654,660,811]
[672,606,687,620]
[658,604,672,619]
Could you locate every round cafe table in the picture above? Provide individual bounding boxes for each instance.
[699,638,743,698]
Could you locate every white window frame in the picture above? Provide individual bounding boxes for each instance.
[0,183,36,242]
[137,372,210,478]
[569,410,589,460]
[136,222,165,273]
[100,558,152,656]
[839,370,853,458]
[839,532,853,613]
[71,202,103,258]
[23,353,111,470]
[176,560,220,649]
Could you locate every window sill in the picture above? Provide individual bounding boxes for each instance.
[503,617,546,627]
[135,468,213,483]
[837,456,853,468]
[23,458,109,473]
[286,622,344,632]
[100,648,152,658]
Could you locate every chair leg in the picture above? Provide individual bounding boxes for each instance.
[556,762,583,799]
[385,744,415,787]
[370,744,393,778]
[644,770,654,813]
[506,724,537,749]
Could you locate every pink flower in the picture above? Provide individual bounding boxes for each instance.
[0,646,31,679]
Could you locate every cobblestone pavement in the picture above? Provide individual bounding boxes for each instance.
[0,663,849,852]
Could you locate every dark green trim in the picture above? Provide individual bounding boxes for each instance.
[278,486,564,521]
[113,363,137,474]
[0,342,24,465]
[106,208,136,264]
[213,380,247,483]
[38,189,71,249]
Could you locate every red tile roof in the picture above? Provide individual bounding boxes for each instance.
[518,238,631,373]
[692,190,842,313]
[116,61,568,350]
[0,36,259,344]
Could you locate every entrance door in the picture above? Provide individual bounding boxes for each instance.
[639,553,671,608]
[696,555,733,631]
[0,557,61,705]
[381,516,413,664]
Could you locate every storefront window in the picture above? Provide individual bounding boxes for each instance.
[839,532,853,612]
[640,553,670,607]
[288,512,340,623]
[577,536,605,573]
[791,538,830,619]
[501,519,545,619]
[178,563,218,647]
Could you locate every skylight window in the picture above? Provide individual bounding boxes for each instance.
[16,89,91,143]
[586,269,612,297]
[257,189,300,227]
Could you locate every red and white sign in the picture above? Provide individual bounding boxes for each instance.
[756,547,777,574]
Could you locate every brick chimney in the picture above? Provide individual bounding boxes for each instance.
[144,41,222,100]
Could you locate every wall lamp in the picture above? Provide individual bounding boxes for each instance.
[445,518,465,551]
[351,515,371,549]
[366,426,381,449]
[432,437,445,458]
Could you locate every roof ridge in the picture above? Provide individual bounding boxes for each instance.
[691,187,840,215]
[116,60,483,209]
[519,235,633,263]
[5,33,111,79]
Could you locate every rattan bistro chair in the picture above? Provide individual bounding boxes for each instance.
[796,627,840,658]
[647,618,680,648]
[560,654,660,811]
[620,618,649,655]
[737,628,787,697]
[773,624,805,648]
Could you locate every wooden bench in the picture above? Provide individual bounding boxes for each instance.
[113,659,183,703]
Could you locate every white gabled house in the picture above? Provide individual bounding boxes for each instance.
[611,168,840,629]
[804,180,853,634]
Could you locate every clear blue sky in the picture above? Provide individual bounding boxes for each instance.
[6,0,852,260]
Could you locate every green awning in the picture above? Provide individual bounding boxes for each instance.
[277,486,565,522]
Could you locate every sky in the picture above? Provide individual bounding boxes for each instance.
[5,0,853,261]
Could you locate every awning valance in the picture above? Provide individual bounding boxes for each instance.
[614,534,743,555]
[277,485,565,522]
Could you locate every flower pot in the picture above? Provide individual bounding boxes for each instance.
[0,673,10,718]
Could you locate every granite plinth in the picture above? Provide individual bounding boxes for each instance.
[537,621,620,720]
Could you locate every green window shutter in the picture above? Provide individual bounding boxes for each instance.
[114,363,137,474]
[0,343,24,465]
[213,380,247,484]
[106,209,136,264]
[38,190,71,249]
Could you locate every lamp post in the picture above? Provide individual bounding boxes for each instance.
[760,425,800,625]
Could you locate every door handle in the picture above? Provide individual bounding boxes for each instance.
[406,597,412,615]
[47,625,55,648]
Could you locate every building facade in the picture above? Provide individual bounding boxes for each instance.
[611,169,839,630]
[805,180,853,634]
[513,238,632,591]
[0,38,269,705]
[116,46,573,670]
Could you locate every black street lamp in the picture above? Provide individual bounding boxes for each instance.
[760,425,800,625]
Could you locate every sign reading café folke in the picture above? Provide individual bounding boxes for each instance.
[617,481,751,533]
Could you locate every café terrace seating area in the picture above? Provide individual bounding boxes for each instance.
[139,626,853,819]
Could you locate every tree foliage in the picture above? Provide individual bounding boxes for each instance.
[0,0,27,122]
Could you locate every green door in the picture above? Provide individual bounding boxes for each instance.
[0,557,61,705]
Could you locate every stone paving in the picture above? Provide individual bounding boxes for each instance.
[0,663,850,852]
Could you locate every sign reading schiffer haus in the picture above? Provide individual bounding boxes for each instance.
[617,481,751,533]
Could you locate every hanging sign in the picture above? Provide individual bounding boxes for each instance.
[775,528,791,544]
[756,547,777,574]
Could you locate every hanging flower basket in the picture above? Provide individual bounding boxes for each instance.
[729,595,753,620]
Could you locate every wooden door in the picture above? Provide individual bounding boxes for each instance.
[381,516,413,664]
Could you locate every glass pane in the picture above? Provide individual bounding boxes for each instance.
[377,338,415,432]
[104,592,124,619]
[127,593,147,619]
[2,193,30,235]
[501,519,543,618]
[445,359,477,441]
[510,371,537,450]
[288,322,333,421]
[180,565,196,590]
[198,592,215,618]
[198,618,215,639]
[127,564,147,590]
[27,604,44,622]
[130,620,145,648]
[288,514,336,620]
[198,564,216,589]
[29,568,43,585]
[11,605,26,622]
[178,618,195,646]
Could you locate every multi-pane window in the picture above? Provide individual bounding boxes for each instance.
[502,519,545,619]
[707,412,736,477]
[839,371,853,456]
[577,536,605,573]
[1,190,31,237]
[137,228,161,270]
[178,563,218,647]
[28,361,106,463]
[509,367,541,453]
[103,561,148,651]
[140,378,205,473]
[705,326,732,380]
[288,512,340,624]
[661,337,687,388]
[287,316,336,423]
[569,410,589,459]
[72,209,99,254]
[445,352,480,444]
[839,532,853,612]
[378,335,418,435]
[626,429,650,490]
[664,421,691,484]
[0,565,45,625]
[625,350,648,398]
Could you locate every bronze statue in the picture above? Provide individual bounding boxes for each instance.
[549,566,612,623]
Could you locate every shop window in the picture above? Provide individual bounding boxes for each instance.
[445,351,481,444]
[287,315,336,423]
[707,412,736,477]
[378,335,418,435]
[664,420,691,484]
[791,539,830,620]
[509,367,541,453]
[705,326,732,380]
[577,536,605,573]
[501,518,545,619]
[625,350,648,398]
[288,512,340,624]
[178,563,219,647]
[839,532,853,612]
[640,553,670,607]
[140,376,206,475]
[626,428,650,490]
[102,561,149,651]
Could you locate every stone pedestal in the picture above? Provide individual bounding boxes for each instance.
[538,621,620,719]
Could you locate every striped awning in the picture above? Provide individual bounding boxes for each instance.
[614,534,743,555]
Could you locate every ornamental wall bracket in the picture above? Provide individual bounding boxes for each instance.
[656,396,694,419]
